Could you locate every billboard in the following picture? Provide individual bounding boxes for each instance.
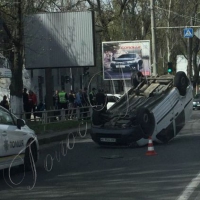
[24,11,95,69]
[102,40,151,80]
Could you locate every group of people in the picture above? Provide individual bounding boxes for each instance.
[53,88,89,119]
[0,89,37,114]
[0,89,38,119]
[52,87,108,119]
[19,86,109,120]
[0,86,108,120]
[89,88,108,110]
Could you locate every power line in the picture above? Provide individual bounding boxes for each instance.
[155,6,200,23]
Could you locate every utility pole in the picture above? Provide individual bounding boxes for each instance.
[187,18,193,81]
[187,36,192,80]
[150,0,157,76]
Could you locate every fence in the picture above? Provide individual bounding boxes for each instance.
[21,106,93,129]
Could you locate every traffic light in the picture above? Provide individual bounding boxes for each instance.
[83,67,89,76]
[167,62,173,74]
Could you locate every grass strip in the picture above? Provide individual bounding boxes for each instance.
[27,120,90,134]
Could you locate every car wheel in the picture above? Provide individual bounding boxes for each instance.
[174,71,189,96]
[136,108,155,139]
[23,140,37,171]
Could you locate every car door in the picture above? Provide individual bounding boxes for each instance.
[0,108,27,164]
[153,95,175,143]
[0,110,10,153]
[0,123,9,169]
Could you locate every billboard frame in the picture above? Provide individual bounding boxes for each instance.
[24,11,96,69]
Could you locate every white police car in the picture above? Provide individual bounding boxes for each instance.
[0,106,39,170]
[91,71,193,147]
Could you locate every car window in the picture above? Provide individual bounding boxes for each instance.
[107,96,116,103]
[0,108,15,125]
[118,54,136,59]
[107,96,119,103]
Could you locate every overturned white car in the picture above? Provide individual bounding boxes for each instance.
[91,71,193,147]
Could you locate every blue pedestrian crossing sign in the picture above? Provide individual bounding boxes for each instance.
[184,28,193,38]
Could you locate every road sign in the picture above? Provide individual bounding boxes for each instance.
[184,28,193,38]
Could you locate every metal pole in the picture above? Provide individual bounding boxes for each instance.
[150,0,157,76]
[187,37,192,80]
[70,68,72,90]
[187,18,193,81]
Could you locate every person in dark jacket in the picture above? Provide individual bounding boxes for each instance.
[53,90,59,110]
[53,90,60,119]
[82,87,89,106]
[82,87,89,118]
[0,95,9,110]
[89,88,96,106]
[131,71,144,88]
[96,89,107,111]
[68,90,75,119]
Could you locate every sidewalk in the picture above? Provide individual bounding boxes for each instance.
[37,124,91,145]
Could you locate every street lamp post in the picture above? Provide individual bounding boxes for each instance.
[150,0,157,76]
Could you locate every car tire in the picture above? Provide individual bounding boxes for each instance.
[136,107,155,139]
[174,71,189,96]
[23,140,37,171]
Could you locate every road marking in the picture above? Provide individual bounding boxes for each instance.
[177,172,200,200]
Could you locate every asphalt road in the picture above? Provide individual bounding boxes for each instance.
[1,111,200,200]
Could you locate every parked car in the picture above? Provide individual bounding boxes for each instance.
[110,53,143,71]
[91,71,193,147]
[0,106,39,171]
[193,93,200,110]
[106,94,122,110]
